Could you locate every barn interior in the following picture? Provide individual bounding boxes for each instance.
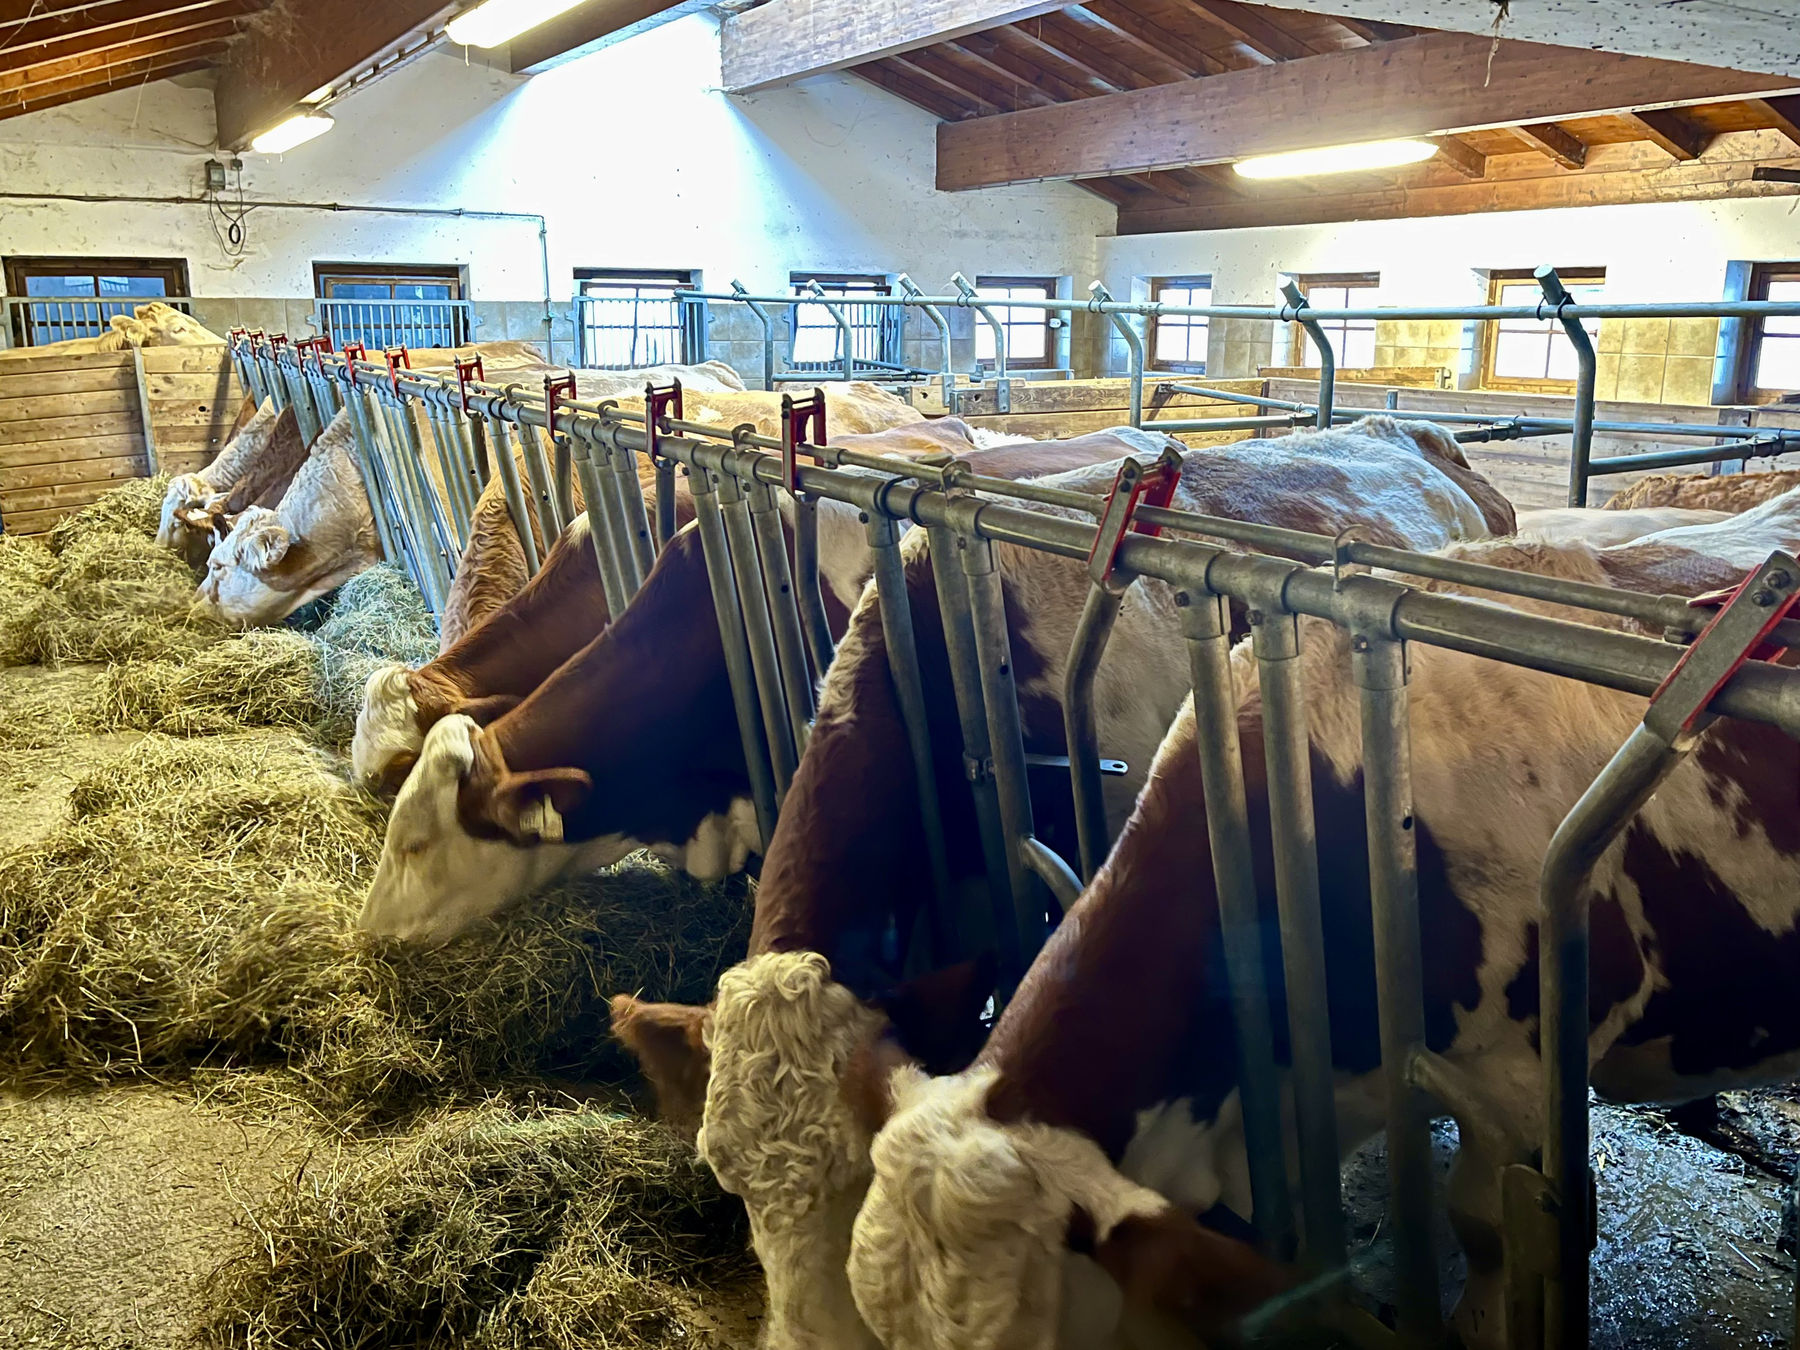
[4,2,1800,1348]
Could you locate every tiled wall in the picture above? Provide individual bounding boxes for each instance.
[184,298,577,364]
[1593,316,1720,407]
[1373,319,1466,374]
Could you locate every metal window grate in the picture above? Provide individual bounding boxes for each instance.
[313,298,473,351]
[575,273,697,368]
[789,275,904,372]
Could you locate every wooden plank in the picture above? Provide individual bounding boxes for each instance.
[0,348,134,377]
[0,17,245,94]
[0,364,135,398]
[2,478,133,513]
[509,1,707,74]
[145,371,243,398]
[145,398,240,428]
[0,410,143,446]
[0,0,252,55]
[0,432,146,470]
[0,54,213,119]
[1630,108,1714,160]
[213,0,452,148]
[935,31,1799,188]
[1119,130,1800,232]
[0,388,138,424]
[0,454,149,491]
[157,450,214,477]
[722,0,1066,92]
[1431,135,1487,179]
[132,346,159,476]
[138,344,233,375]
[4,504,95,536]
[1260,366,1448,387]
[1508,121,1587,169]
[1756,95,1800,146]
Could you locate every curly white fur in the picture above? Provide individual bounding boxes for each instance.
[698,951,887,1349]
[351,662,423,787]
[849,1067,1169,1350]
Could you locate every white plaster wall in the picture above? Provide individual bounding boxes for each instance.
[0,11,1108,302]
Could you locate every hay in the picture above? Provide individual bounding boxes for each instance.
[0,535,56,663]
[0,733,750,1121]
[46,474,169,555]
[204,1102,753,1350]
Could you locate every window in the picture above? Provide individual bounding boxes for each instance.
[1738,263,1800,402]
[975,276,1057,370]
[789,272,900,370]
[1481,269,1605,392]
[312,262,468,349]
[576,268,699,368]
[1288,273,1379,369]
[3,255,189,348]
[1149,276,1211,374]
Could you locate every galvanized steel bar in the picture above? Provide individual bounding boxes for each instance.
[750,480,817,751]
[381,391,457,601]
[718,471,799,798]
[953,271,1009,408]
[792,495,837,678]
[1018,835,1082,912]
[570,432,630,618]
[484,412,542,577]
[1063,581,1127,881]
[690,467,779,846]
[335,373,406,578]
[805,280,859,384]
[899,273,956,408]
[515,417,566,544]
[592,430,647,596]
[729,281,777,391]
[608,423,658,582]
[1352,633,1441,1341]
[424,403,473,547]
[1180,585,1294,1258]
[868,511,957,963]
[1160,382,1313,415]
[1281,278,1336,432]
[1091,281,1144,428]
[553,434,577,528]
[1539,267,1599,508]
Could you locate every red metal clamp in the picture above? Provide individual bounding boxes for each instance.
[1648,552,1800,742]
[227,326,248,351]
[297,335,333,369]
[269,332,290,352]
[644,379,684,467]
[382,346,411,394]
[544,371,578,437]
[455,355,485,415]
[1087,448,1183,587]
[246,328,267,353]
[781,389,828,493]
[340,340,367,385]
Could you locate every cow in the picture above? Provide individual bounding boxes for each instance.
[1604,466,1800,513]
[1,300,224,358]
[154,398,311,567]
[843,516,1800,1350]
[196,408,377,627]
[351,417,980,794]
[1513,505,1728,549]
[402,344,749,396]
[592,416,1514,1350]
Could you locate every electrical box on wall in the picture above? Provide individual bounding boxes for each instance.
[204,160,227,192]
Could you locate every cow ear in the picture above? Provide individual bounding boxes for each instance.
[1093,1208,1292,1341]
[872,951,998,1074]
[488,766,591,842]
[456,692,524,726]
[609,995,712,1138]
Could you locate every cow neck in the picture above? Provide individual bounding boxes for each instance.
[484,526,746,845]
[442,530,609,697]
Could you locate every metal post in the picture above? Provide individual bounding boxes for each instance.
[1091,281,1145,428]
[806,279,858,383]
[792,495,837,679]
[570,431,630,619]
[382,390,458,601]
[899,274,956,409]
[732,280,777,391]
[1063,582,1127,881]
[1179,586,1295,1258]
[690,467,779,849]
[516,417,566,544]
[1539,266,1599,507]
[1281,279,1335,431]
[866,513,957,964]
[592,429,647,596]
[552,432,577,528]
[961,532,1043,987]
[749,480,817,751]
[608,423,658,582]
[424,402,473,547]
[953,272,1010,414]
[1352,632,1441,1341]
[336,375,405,579]
[926,522,1014,971]
[1250,599,1345,1266]
[484,412,542,576]
[718,470,799,798]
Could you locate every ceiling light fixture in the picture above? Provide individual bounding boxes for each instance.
[249,111,335,154]
[301,84,334,105]
[445,0,589,48]
[1233,139,1438,179]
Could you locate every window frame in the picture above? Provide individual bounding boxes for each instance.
[311,261,469,348]
[574,266,701,368]
[3,254,190,348]
[787,271,899,370]
[1734,262,1800,404]
[1287,272,1380,370]
[973,274,1057,371]
[1148,274,1213,376]
[1478,267,1607,394]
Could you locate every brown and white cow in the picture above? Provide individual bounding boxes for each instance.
[1605,466,1800,513]
[845,518,1800,1350]
[351,418,993,794]
[196,408,377,627]
[155,398,311,567]
[1513,504,1728,549]
[0,300,223,359]
[603,417,1514,1350]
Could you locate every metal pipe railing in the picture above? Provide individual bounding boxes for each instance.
[898,273,955,409]
[1090,280,1145,427]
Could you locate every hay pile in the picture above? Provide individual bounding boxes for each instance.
[205,1103,753,1350]
[0,734,749,1121]
[94,564,439,746]
[0,478,220,666]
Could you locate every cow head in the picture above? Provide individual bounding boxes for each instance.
[102,313,151,349]
[132,301,218,346]
[155,473,226,560]
[352,663,426,792]
[196,506,295,627]
[357,714,637,945]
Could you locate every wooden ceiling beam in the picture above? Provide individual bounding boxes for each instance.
[721,0,1065,92]
[946,36,1086,103]
[1329,15,1416,44]
[854,62,968,121]
[1003,16,1150,91]
[1177,0,1319,62]
[1076,177,1136,205]
[1430,134,1487,179]
[937,32,1798,189]
[0,52,216,118]
[214,0,451,149]
[1630,107,1715,160]
[0,0,253,57]
[920,42,1055,109]
[885,53,1005,116]
[1071,1,1227,77]
[1755,95,1800,146]
[0,17,243,89]
[1508,121,1588,169]
[508,1,706,75]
